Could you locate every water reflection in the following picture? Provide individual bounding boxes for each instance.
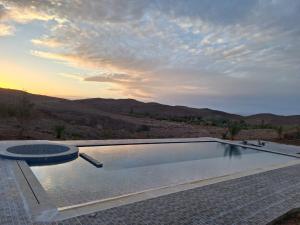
[82,142,254,169]
[223,144,242,159]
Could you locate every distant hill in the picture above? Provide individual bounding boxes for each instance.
[0,87,299,140]
[75,98,300,126]
[0,88,63,104]
[75,98,241,120]
[245,113,300,126]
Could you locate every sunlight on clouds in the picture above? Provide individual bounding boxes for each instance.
[83,73,153,100]
[59,73,84,81]
[0,23,14,36]
[84,74,133,84]
[30,50,66,61]
[30,49,133,78]
[7,8,54,23]
[0,2,63,24]
[30,50,82,66]
[31,37,62,48]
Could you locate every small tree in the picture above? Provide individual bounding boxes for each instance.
[227,122,241,140]
[54,125,65,139]
[16,93,34,137]
[276,126,283,139]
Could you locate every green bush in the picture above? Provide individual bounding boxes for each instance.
[136,125,150,132]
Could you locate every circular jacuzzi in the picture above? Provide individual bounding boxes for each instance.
[0,143,79,165]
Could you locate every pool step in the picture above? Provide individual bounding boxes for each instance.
[79,153,103,168]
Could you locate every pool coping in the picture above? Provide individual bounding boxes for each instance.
[11,160,58,221]
[7,137,300,222]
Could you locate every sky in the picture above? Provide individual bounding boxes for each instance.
[0,0,299,115]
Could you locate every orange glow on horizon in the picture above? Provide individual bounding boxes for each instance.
[0,73,23,91]
[0,60,122,100]
[0,80,17,89]
[0,60,61,97]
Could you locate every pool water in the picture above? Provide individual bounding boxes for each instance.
[30,142,296,208]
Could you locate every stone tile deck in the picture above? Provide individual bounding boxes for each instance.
[1,139,300,225]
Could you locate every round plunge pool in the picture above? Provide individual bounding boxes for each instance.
[0,144,79,166]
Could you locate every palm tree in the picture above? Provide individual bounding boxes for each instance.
[227,122,241,140]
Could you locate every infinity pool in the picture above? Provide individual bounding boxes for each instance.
[30,142,296,208]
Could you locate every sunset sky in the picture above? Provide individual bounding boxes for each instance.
[0,0,299,115]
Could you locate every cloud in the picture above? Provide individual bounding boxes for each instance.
[84,73,132,83]
[156,0,259,25]
[0,0,149,24]
[7,7,55,23]
[31,37,63,48]
[60,73,84,81]
[84,73,154,99]
[30,50,77,63]
[0,23,13,36]
[0,2,58,23]
[0,3,7,19]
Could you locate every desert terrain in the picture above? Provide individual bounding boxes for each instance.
[0,88,299,144]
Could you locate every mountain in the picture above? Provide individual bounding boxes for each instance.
[75,98,241,120]
[245,113,300,126]
[0,88,299,140]
[74,98,300,126]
